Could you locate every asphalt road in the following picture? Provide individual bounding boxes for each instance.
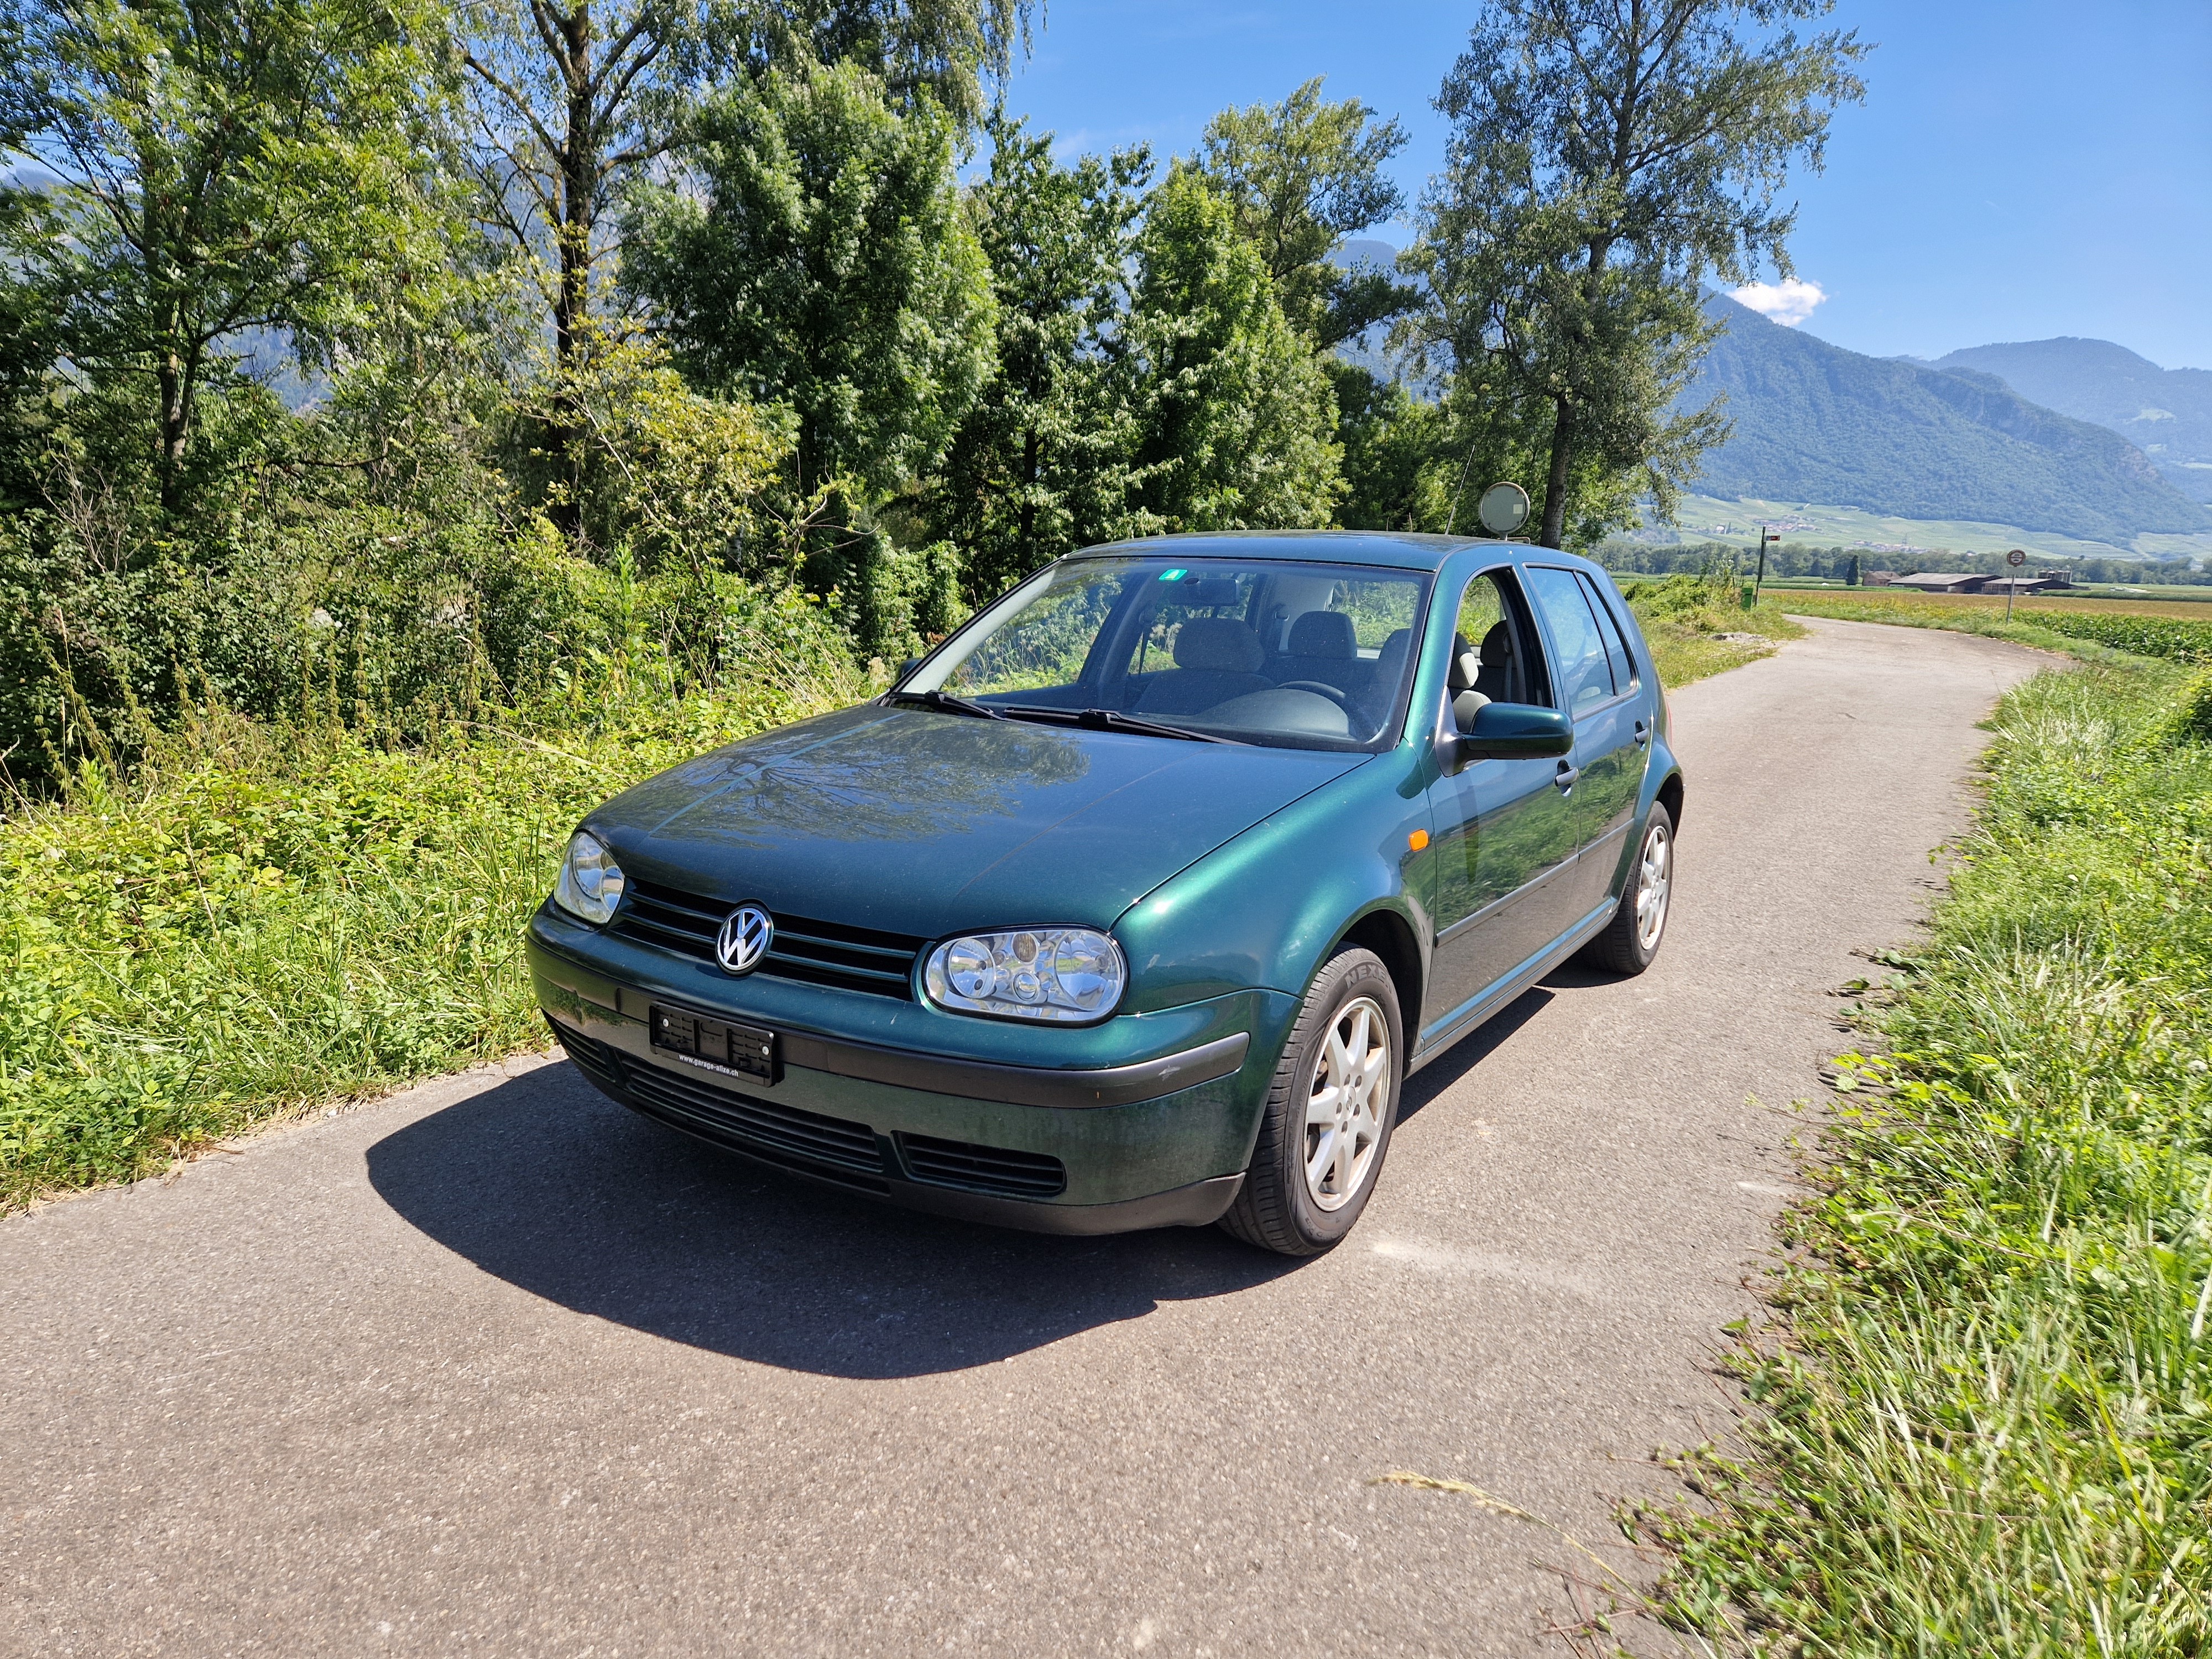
[3,617,2040,1658]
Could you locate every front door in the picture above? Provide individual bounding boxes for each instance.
[1523,566,1651,919]
[1421,567,1585,1041]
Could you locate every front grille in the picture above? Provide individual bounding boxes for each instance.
[897,1133,1068,1199]
[547,1016,626,1093]
[613,876,924,1000]
[547,1015,889,1190]
[622,1061,889,1190]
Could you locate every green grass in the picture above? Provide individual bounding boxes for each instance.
[0,655,869,1212]
[1640,659,2212,1655]
[1781,589,2212,662]
[1621,573,1811,689]
[1772,589,2159,667]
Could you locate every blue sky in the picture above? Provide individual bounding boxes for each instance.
[998,1,2212,369]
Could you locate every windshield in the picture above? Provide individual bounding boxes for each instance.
[902,556,1433,752]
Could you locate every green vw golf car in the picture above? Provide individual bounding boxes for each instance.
[527,533,1683,1255]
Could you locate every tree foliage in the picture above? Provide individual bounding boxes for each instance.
[0,0,1872,784]
[626,59,995,499]
[1125,166,1343,534]
[0,0,446,510]
[1194,77,1417,351]
[921,117,1151,603]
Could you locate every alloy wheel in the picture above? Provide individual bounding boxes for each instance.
[1635,822,1672,952]
[1303,996,1390,1212]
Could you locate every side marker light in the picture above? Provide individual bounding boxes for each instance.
[1408,829,1430,851]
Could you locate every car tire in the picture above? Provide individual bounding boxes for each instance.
[1218,946,1403,1256]
[1579,800,1674,975]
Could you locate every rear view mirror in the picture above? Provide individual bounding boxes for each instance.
[1455,702,1573,763]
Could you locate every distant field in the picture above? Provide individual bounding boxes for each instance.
[1658,493,2212,564]
[1790,588,2212,619]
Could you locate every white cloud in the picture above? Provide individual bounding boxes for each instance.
[1728,278,1828,327]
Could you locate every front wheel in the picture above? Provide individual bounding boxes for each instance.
[1219,946,1402,1256]
[1579,801,1674,975]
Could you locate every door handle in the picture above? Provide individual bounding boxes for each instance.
[1633,719,1650,748]
[1552,761,1579,792]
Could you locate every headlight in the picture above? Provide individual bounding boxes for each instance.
[923,927,1125,1022]
[552,829,625,925]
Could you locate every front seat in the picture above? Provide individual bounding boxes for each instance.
[1271,609,1363,693]
[1133,616,1270,716]
[1448,624,1524,727]
[1474,621,1522,703]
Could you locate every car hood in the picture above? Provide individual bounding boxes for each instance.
[589,705,1367,936]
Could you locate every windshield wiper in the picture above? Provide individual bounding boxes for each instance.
[1000,705,1244,744]
[886,689,1008,721]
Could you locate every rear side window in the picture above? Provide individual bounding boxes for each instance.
[1525,566,1616,717]
[1577,572,1637,692]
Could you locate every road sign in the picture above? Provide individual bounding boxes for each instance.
[2004,549,2027,620]
[2007,548,2027,567]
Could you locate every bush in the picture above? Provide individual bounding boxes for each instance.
[0,595,870,1210]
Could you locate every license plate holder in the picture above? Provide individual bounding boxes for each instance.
[649,1005,780,1085]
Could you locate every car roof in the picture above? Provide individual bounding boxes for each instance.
[1063,530,1597,576]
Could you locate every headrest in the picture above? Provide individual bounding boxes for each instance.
[1481,622,1516,667]
[1448,631,1481,693]
[1173,616,1265,674]
[1286,609,1357,659]
[1373,628,1411,677]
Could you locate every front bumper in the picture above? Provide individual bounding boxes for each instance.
[527,913,1292,1235]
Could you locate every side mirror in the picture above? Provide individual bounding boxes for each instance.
[896,656,920,684]
[1455,701,1573,763]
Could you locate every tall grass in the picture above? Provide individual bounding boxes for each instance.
[0,617,870,1211]
[1644,660,2212,1656]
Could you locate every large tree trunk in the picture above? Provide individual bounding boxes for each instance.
[544,3,597,541]
[155,353,188,517]
[147,181,190,518]
[1538,392,1574,548]
[1018,426,1040,569]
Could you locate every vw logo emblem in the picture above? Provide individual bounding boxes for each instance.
[716,904,774,975]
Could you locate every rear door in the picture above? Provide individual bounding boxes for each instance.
[1421,566,1585,1039]
[1522,565,1651,919]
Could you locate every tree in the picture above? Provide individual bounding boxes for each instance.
[922,117,1151,603]
[0,0,445,513]
[1406,0,1866,546]
[1124,166,1342,534]
[1194,77,1418,351]
[624,59,994,652]
[625,60,994,500]
[733,1,1033,127]
[455,0,1034,379]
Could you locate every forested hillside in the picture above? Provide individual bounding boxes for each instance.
[1936,337,2212,503]
[1684,294,2211,544]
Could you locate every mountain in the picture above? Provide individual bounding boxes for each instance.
[1933,338,2212,503]
[1681,295,2212,545]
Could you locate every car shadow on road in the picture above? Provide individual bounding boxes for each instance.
[365,1064,1299,1380]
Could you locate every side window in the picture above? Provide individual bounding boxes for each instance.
[1449,567,1548,711]
[1525,566,1615,718]
[1577,572,1637,692]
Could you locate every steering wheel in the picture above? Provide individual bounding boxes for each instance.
[1277,680,1353,712]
